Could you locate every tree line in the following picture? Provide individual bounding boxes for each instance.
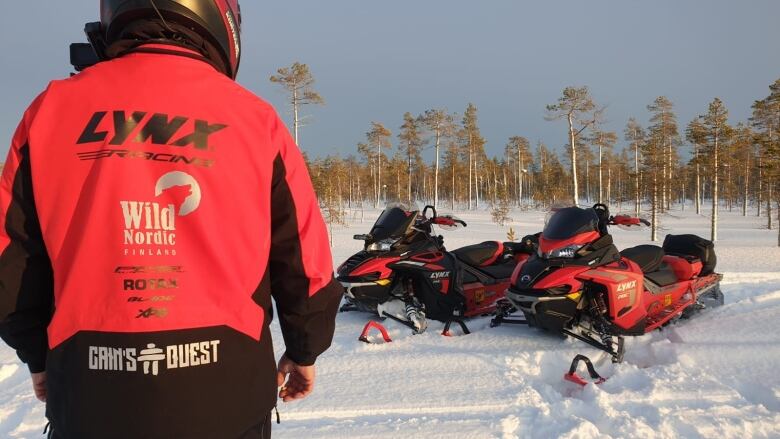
[268,63,780,246]
[0,65,773,245]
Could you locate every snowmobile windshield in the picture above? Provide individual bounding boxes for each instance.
[542,207,600,240]
[369,207,418,242]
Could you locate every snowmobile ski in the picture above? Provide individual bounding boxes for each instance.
[564,354,606,386]
[358,321,392,344]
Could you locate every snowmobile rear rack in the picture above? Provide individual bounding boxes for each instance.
[564,354,606,386]
[358,321,392,344]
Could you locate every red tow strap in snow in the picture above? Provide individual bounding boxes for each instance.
[564,354,606,386]
[359,321,392,343]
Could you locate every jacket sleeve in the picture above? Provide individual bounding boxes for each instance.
[0,94,55,374]
[268,112,342,366]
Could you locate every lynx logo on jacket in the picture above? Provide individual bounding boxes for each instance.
[122,171,202,257]
[88,340,220,376]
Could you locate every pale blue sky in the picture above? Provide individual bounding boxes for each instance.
[2,1,779,161]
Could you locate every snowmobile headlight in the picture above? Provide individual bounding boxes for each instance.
[367,238,396,252]
[546,244,582,259]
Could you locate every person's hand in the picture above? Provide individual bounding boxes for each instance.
[276,355,315,402]
[31,372,46,403]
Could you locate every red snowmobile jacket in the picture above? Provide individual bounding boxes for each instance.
[0,45,342,438]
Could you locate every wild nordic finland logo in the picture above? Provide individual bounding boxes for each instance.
[122,171,202,257]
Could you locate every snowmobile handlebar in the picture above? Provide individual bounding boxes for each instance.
[420,205,467,228]
[431,216,467,228]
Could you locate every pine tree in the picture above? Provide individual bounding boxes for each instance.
[624,118,646,216]
[365,122,392,208]
[546,86,600,206]
[647,97,680,214]
[269,62,324,147]
[751,79,780,238]
[685,118,707,215]
[590,129,618,204]
[505,136,531,206]
[398,112,425,204]
[461,104,486,210]
[420,109,456,209]
[645,97,679,241]
[701,98,731,242]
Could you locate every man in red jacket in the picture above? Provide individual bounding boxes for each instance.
[0,1,342,438]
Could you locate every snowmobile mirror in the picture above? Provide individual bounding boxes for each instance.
[353,234,370,241]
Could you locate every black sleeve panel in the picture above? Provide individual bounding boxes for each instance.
[269,153,342,366]
[0,144,55,373]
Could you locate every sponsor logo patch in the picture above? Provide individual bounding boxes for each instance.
[88,340,220,376]
[135,307,169,319]
[122,171,201,257]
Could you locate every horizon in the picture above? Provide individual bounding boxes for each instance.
[1,1,779,162]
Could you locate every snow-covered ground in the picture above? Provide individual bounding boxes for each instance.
[2,205,779,438]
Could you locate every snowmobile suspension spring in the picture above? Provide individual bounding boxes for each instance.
[595,293,608,315]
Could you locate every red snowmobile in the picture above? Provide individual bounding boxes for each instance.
[337,205,535,340]
[493,204,723,384]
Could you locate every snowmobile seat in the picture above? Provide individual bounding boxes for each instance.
[644,263,679,286]
[475,262,516,280]
[453,241,505,267]
[620,245,665,273]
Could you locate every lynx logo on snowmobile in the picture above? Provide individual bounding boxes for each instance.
[616,280,638,300]
[77,111,227,150]
[122,171,201,257]
[430,271,450,280]
[88,340,220,376]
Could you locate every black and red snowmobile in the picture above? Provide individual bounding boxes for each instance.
[337,205,535,341]
[492,204,724,384]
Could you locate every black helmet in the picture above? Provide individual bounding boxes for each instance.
[100,0,242,78]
